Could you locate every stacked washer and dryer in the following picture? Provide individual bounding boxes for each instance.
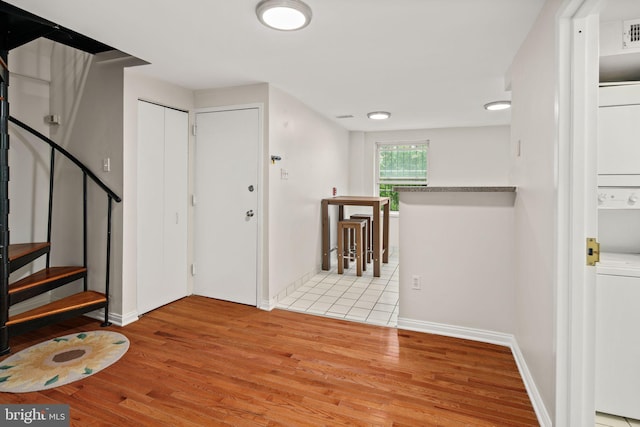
[595,83,640,420]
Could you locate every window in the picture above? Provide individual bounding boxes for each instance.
[376,141,428,211]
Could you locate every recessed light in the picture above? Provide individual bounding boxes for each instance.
[256,0,312,31]
[484,101,511,111]
[367,111,391,120]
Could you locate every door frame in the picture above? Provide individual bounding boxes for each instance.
[556,0,602,425]
[191,103,265,308]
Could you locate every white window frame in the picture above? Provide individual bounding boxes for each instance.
[375,140,429,196]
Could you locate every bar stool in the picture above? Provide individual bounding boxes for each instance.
[350,214,373,263]
[337,218,367,276]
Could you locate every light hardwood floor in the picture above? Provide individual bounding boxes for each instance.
[0,296,538,426]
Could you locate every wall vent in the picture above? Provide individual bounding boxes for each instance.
[335,115,354,119]
[623,19,640,49]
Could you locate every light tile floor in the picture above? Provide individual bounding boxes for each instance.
[277,250,399,327]
[596,412,640,427]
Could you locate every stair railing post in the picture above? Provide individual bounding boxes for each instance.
[0,45,10,355]
[46,147,55,268]
[102,195,112,327]
[83,172,87,291]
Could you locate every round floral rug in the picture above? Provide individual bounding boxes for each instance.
[0,331,129,393]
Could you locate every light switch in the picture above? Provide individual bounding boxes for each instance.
[281,168,289,180]
[103,157,111,172]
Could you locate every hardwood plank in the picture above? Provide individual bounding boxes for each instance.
[0,296,538,426]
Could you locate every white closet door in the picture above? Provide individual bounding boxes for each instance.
[137,101,188,314]
[162,107,188,302]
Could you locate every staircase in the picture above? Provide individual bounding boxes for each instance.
[0,1,119,354]
[8,243,105,334]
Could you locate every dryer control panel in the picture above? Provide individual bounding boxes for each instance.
[598,188,640,209]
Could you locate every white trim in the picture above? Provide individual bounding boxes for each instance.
[511,340,553,427]
[84,308,139,327]
[397,317,512,347]
[398,317,551,426]
[556,0,602,425]
[259,298,276,311]
[192,103,265,308]
[269,268,320,312]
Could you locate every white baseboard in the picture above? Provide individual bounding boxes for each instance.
[84,309,139,327]
[269,267,321,311]
[397,317,513,346]
[259,298,276,311]
[397,317,552,427]
[510,338,553,426]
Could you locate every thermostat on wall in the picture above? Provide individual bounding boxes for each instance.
[44,114,61,125]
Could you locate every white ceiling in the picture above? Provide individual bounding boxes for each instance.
[7,0,548,131]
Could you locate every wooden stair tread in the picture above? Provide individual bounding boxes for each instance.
[7,291,106,326]
[9,266,87,294]
[8,242,50,262]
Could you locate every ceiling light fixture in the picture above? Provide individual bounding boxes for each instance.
[484,100,511,111]
[256,0,312,31]
[367,111,391,120]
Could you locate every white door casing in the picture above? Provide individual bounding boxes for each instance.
[556,1,601,425]
[193,107,260,306]
[137,101,189,315]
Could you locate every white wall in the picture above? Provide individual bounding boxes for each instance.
[268,86,350,304]
[361,126,511,190]
[398,191,516,334]
[371,126,514,334]
[352,126,511,249]
[8,39,52,259]
[47,51,140,317]
[7,40,53,309]
[508,0,562,419]
[123,69,194,323]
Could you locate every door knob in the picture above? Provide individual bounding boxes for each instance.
[246,210,254,217]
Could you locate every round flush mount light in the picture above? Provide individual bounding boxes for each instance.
[256,0,312,31]
[484,100,511,111]
[367,111,391,120]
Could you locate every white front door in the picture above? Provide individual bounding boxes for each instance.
[194,108,259,306]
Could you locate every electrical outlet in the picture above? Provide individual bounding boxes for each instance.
[412,275,421,290]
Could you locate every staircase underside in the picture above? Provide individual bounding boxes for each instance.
[0,1,113,53]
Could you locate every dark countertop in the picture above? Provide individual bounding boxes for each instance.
[393,186,516,193]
